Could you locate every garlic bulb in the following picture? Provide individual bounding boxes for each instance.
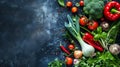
[109,44,120,55]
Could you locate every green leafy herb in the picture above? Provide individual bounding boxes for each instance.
[48,58,65,67]
[58,0,65,7]
[92,26,108,49]
[79,51,120,67]
[107,21,120,44]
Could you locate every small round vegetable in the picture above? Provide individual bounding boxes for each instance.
[88,21,98,30]
[79,1,84,6]
[71,7,78,13]
[74,50,83,59]
[79,16,88,26]
[68,44,75,50]
[73,59,80,65]
[65,57,73,65]
[100,22,109,30]
[109,44,120,55]
[66,1,72,7]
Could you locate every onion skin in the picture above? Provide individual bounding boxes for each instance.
[109,44,120,55]
[74,50,83,59]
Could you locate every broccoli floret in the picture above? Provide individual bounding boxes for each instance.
[83,0,104,20]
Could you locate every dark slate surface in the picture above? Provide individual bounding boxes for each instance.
[0,0,66,67]
[0,0,120,67]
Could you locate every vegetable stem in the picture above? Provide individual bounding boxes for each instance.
[111,9,120,14]
[80,26,91,34]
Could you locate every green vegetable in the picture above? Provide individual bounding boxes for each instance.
[107,21,120,44]
[58,0,65,7]
[48,58,64,67]
[65,15,95,57]
[92,26,108,49]
[83,0,104,20]
[79,51,120,67]
[92,20,120,50]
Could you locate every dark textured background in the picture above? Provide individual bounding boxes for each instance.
[0,0,120,67]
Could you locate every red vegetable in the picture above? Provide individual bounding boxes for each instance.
[71,7,78,13]
[66,1,72,8]
[104,1,120,21]
[79,0,84,6]
[65,57,73,65]
[68,44,75,50]
[88,21,98,30]
[79,16,88,26]
[60,43,70,55]
[83,32,104,52]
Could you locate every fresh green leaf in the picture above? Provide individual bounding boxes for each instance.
[58,0,65,7]
[48,58,64,67]
[101,32,107,39]
[107,21,120,44]
[97,26,102,34]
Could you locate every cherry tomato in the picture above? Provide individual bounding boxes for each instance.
[66,1,72,7]
[71,7,78,13]
[88,21,98,30]
[68,44,75,50]
[65,57,73,65]
[79,1,84,6]
[79,16,88,26]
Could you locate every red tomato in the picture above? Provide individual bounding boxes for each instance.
[68,44,75,50]
[88,21,98,30]
[71,7,78,13]
[79,1,84,6]
[65,57,73,65]
[66,1,72,7]
[79,16,88,26]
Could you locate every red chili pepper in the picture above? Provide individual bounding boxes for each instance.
[104,1,120,21]
[83,32,104,52]
[60,43,70,55]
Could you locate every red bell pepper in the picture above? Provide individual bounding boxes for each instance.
[104,1,120,21]
[82,32,104,52]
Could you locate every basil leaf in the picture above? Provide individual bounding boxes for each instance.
[97,26,102,34]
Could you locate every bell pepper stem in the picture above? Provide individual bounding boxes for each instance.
[111,9,120,14]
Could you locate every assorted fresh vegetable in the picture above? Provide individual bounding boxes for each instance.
[82,32,104,52]
[65,15,95,57]
[49,0,120,67]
